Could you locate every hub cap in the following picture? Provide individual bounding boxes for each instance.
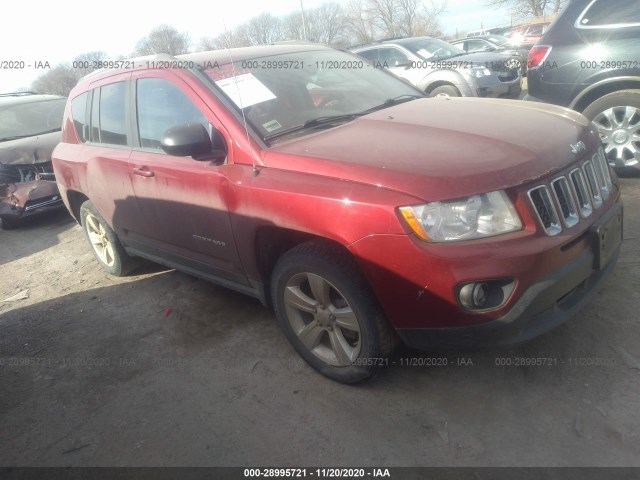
[85,213,115,267]
[592,106,640,168]
[284,273,361,366]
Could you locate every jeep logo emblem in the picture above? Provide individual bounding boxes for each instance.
[570,141,586,154]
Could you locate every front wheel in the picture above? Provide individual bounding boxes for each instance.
[80,201,136,276]
[429,85,461,97]
[271,241,397,383]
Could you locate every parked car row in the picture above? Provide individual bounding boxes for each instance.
[351,36,522,99]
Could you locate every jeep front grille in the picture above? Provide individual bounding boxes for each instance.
[527,149,614,236]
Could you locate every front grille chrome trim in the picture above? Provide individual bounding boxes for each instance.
[569,168,593,218]
[550,176,579,228]
[528,185,562,236]
[583,161,603,209]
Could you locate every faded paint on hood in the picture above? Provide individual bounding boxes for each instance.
[265,97,596,201]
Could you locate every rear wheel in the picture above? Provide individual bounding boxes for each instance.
[583,90,640,172]
[271,241,397,383]
[80,201,135,276]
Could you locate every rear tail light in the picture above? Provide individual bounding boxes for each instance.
[528,46,552,69]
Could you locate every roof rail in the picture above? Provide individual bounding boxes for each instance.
[79,53,180,82]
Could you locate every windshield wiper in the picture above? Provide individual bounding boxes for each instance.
[369,94,424,111]
[264,113,365,141]
[264,94,424,141]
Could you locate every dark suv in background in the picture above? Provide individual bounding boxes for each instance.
[526,0,640,174]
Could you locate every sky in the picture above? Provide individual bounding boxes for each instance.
[0,0,511,93]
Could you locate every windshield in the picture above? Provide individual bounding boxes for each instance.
[0,98,66,142]
[201,49,423,144]
[400,38,466,61]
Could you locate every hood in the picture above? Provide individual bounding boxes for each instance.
[0,131,61,166]
[265,97,596,201]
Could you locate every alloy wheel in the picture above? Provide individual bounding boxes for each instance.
[84,212,115,267]
[592,106,640,168]
[283,272,361,367]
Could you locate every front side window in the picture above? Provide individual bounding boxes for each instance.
[136,78,208,150]
[578,0,640,28]
[99,82,127,146]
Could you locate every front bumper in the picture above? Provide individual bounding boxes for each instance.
[396,242,619,349]
[473,74,521,99]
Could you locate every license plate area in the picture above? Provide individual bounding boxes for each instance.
[591,204,623,270]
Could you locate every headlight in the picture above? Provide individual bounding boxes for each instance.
[466,66,492,78]
[399,191,522,242]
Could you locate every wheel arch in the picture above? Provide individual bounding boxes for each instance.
[254,227,357,307]
[571,77,640,113]
[65,190,90,224]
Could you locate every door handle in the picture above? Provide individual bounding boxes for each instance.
[133,166,154,177]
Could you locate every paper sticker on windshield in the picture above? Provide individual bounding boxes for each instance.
[262,119,282,133]
[216,73,276,109]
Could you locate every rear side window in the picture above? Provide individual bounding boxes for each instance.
[578,0,640,28]
[71,93,88,142]
[136,78,208,150]
[99,82,128,146]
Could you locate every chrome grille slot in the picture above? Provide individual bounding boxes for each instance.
[583,161,603,209]
[569,168,593,218]
[551,177,579,228]
[595,148,613,192]
[528,186,562,236]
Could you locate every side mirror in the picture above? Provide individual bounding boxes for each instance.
[161,123,225,162]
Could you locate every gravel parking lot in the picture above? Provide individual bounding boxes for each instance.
[0,176,639,467]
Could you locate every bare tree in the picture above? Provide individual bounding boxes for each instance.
[343,0,377,44]
[72,51,109,79]
[133,24,190,56]
[31,65,78,96]
[369,0,400,37]
[241,13,285,45]
[198,29,250,51]
[485,0,565,19]
[284,2,347,44]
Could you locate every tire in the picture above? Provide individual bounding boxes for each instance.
[582,90,640,172]
[0,217,17,230]
[79,201,135,276]
[430,85,461,97]
[271,241,397,384]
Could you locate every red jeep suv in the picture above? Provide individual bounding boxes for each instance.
[52,45,622,383]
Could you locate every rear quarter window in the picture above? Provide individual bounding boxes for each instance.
[578,0,640,28]
[71,93,88,142]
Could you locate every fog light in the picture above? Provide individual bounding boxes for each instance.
[457,279,516,312]
[460,282,489,309]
